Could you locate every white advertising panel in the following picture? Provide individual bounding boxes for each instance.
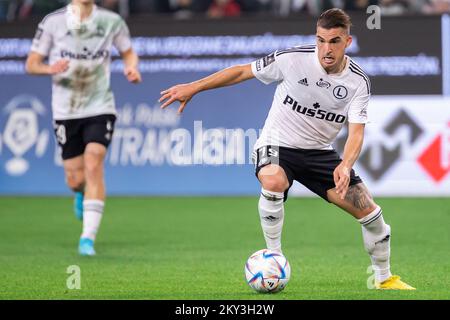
[291,96,450,197]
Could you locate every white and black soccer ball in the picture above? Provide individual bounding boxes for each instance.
[244,249,291,293]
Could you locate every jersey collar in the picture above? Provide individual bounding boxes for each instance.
[66,3,98,26]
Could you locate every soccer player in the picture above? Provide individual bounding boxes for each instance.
[26,0,141,256]
[159,8,415,289]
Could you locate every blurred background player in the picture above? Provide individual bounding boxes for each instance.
[159,8,415,290]
[25,0,141,256]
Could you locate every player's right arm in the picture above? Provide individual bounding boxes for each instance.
[25,52,69,75]
[159,64,254,114]
[25,15,69,76]
[160,50,284,114]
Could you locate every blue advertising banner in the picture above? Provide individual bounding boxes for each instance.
[0,73,274,195]
[2,74,450,196]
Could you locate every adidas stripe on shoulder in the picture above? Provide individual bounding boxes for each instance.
[42,7,67,24]
[276,44,316,57]
[349,60,371,94]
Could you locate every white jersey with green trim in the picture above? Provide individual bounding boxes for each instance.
[31,4,132,120]
[251,45,371,151]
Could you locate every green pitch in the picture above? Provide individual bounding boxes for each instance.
[0,196,449,300]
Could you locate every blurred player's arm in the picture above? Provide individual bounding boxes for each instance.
[334,123,365,199]
[121,48,141,83]
[159,64,254,114]
[26,16,68,76]
[25,52,69,75]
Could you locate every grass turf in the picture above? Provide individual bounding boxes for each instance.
[0,197,449,300]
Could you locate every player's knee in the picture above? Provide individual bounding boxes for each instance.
[84,147,105,176]
[260,175,289,193]
[84,158,103,178]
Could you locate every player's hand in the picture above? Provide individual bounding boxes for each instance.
[333,162,351,200]
[159,83,198,114]
[124,66,142,83]
[49,59,69,74]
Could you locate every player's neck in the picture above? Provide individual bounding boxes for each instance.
[72,1,95,21]
[325,57,347,75]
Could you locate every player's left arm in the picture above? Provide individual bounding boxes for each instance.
[334,123,365,199]
[113,17,141,84]
[334,79,370,199]
[120,48,141,83]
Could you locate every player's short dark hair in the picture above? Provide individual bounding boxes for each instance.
[317,8,352,33]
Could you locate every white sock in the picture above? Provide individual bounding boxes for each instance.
[81,199,104,241]
[258,188,285,253]
[358,206,392,283]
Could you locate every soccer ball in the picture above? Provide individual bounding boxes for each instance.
[244,249,291,293]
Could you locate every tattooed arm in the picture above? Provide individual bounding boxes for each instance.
[334,123,365,200]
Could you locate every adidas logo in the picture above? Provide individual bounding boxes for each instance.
[263,215,279,222]
[375,235,390,245]
[298,78,309,86]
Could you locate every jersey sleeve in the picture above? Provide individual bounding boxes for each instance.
[30,18,53,57]
[348,82,370,124]
[251,51,284,84]
[113,18,132,53]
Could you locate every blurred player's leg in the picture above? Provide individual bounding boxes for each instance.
[79,142,107,256]
[74,192,84,221]
[63,155,85,220]
[327,183,415,289]
[257,165,290,253]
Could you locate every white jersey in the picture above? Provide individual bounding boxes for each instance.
[251,45,370,150]
[30,4,132,120]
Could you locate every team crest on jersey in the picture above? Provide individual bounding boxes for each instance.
[333,86,348,100]
[316,78,331,89]
[95,26,105,37]
[76,24,88,35]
